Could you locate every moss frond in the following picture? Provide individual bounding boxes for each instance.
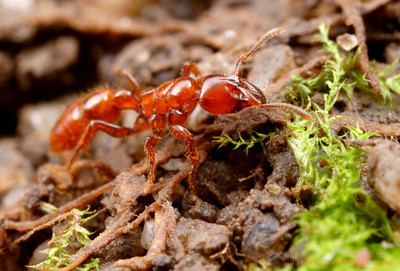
[29,207,100,271]
[286,25,399,106]
[213,131,273,155]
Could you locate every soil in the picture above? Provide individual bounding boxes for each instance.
[0,0,399,270]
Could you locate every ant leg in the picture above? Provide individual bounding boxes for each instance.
[143,135,161,194]
[122,70,142,96]
[67,117,150,169]
[181,63,201,77]
[169,125,198,193]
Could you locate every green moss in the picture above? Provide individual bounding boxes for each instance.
[213,131,273,155]
[286,25,399,105]
[40,202,59,214]
[29,208,100,271]
[76,258,100,271]
[287,113,399,270]
[372,59,400,102]
[280,25,400,271]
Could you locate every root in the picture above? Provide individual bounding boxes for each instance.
[58,204,159,271]
[334,116,400,137]
[3,181,113,232]
[13,210,74,245]
[285,14,345,38]
[336,0,381,95]
[58,161,191,271]
[114,202,174,270]
[166,207,185,261]
[154,164,191,201]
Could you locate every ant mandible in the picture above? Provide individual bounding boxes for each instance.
[50,27,312,194]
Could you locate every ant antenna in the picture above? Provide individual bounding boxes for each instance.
[262,102,313,121]
[233,27,285,77]
[122,70,142,96]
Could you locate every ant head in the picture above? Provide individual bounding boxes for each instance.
[198,75,266,114]
[199,28,284,115]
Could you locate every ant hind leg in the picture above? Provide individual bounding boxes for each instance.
[67,118,149,170]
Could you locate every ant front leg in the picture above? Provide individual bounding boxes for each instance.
[143,135,161,194]
[169,125,198,193]
[181,63,201,78]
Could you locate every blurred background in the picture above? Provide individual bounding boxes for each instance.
[0,0,215,135]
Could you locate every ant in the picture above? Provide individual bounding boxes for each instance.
[50,27,312,194]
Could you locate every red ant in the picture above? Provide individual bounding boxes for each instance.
[50,27,312,194]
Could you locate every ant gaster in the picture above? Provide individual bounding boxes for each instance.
[50,28,312,194]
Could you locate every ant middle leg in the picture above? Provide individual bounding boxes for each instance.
[169,125,198,193]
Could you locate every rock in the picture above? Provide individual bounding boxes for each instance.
[101,172,146,216]
[217,188,300,262]
[174,253,219,271]
[28,240,48,267]
[367,140,400,213]
[176,218,230,256]
[110,34,212,87]
[385,43,400,63]
[16,36,79,90]
[18,101,66,166]
[0,138,33,194]
[0,1,157,43]
[180,193,219,223]
[265,134,300,187]
[241,212,285,260]
[95,230,146,263]
[247,44,296,90]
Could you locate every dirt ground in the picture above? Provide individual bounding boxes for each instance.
[0,0,399,270]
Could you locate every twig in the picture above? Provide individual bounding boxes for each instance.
[336,0,381,95]
[114,202,172,270]
[3,182,113,232]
